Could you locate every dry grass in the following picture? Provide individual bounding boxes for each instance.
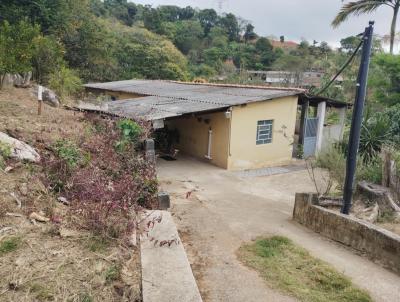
[376,221,400,235]
[0,229,141,301]
[238,236,372,302]
[0,87,141,301]
[0,87,86,145]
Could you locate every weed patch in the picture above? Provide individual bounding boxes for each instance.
[85,235,110,252]
[105,265,121,284]
[0,141,11,169]
[79,293,94,302]
[238,236,372,302]
[29,283,54,301]
[0,236,21,256]
[52,139,84,169]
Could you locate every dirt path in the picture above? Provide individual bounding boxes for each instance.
[157,156,400,302]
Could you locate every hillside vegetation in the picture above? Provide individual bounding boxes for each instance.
[0,87,156,301]
[0,0,356,92]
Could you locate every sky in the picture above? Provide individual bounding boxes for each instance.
[132,0,394,49]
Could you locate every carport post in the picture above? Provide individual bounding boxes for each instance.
[298,100,309,146]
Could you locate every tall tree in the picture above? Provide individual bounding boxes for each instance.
[244,24,257,42]
[220,13,240,42]
[0,20,40,88]
[174,20,203,54]
[369,53,400,106]
[197,9,218,36]
[332,0,400,54]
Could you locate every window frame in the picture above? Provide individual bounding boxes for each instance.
[256,119,273,145]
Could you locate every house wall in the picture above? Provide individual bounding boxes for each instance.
[228,96,298,170]
[166,112,230,169]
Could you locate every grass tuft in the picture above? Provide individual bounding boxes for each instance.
[79,293,94,302]
[30,283,54,301]
[105,265,121,284]
[0,236,21,256]
[0,141,12,169]
[238,236,372,302]
[85,235,110,252]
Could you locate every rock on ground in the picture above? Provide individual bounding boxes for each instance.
[0,131,40,163]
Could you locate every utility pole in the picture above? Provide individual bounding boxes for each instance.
[341,21,374,214]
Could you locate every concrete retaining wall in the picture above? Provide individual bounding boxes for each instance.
[293,193,400,275]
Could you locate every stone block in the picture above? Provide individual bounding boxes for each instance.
[158,192,170,210]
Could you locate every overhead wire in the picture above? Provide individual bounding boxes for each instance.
[311,37,364,97]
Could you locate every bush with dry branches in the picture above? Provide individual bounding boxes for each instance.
[41,113,157,239]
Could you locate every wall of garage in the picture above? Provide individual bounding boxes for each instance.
[166,111,230,169]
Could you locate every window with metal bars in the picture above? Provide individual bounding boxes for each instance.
[256,120,273,145]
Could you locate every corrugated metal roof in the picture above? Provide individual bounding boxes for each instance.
[82,80,301,121]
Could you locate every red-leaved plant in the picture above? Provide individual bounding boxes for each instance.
[42,113,158,239]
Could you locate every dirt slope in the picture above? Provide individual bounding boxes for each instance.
[0,88,141,302]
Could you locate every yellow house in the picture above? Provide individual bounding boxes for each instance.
[83,80,347,170]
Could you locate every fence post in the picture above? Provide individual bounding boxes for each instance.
[37,85,43,115]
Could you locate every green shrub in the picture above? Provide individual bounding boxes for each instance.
[49,66,82,100]
[115,119,143,151]
[316,146,346,192]
[53,139,83,169]
[357,156,382,184]
[360,111,393,163]
[315,145,384,193]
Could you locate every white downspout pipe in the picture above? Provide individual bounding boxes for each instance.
[315,101,326,154]
[205,128,212,160]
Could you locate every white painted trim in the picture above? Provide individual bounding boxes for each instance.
[38,85,43,101]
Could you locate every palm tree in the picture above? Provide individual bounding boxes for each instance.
[332,0,400,54]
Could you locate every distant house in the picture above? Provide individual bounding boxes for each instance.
[83,80,348,170]
[246,70,325,88]
[271,40,298,50]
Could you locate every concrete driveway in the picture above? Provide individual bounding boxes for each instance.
[157,155,400,302]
